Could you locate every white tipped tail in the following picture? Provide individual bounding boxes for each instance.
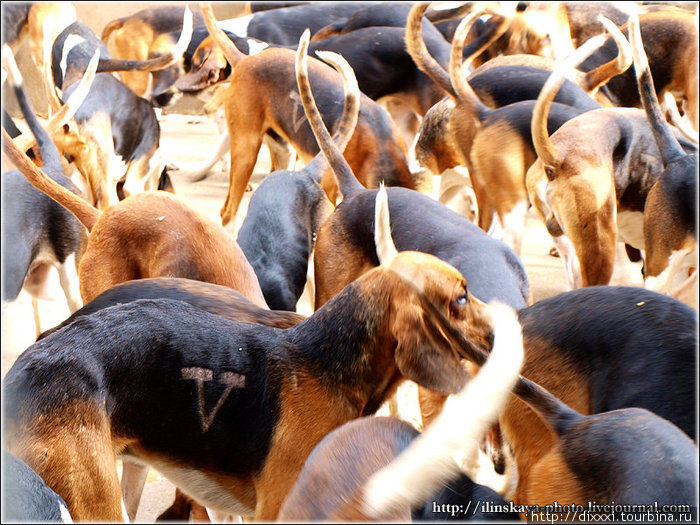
[358,301,524,519]
[374,184,398,266]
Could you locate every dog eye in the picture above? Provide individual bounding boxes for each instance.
[453,293,469,306]
[545,166,555,181]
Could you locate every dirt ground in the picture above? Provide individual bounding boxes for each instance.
[1,110,644,522]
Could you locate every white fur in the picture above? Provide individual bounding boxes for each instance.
[360,302,524,519]
[616,210,645,250]
[501,200,528,255]
[59,34,87,90]
[122,455,255,516]
[374,185,398,266]
[245,38,269,56]
[552,234,582,290]
[645,246,699,305]
[59,502,73,523]
[218,15,253,37]
[56,253,82,313]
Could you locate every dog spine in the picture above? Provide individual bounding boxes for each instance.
[201,3,247,68]
[1,46,102,232]
[628,14,686,165]
[295,29,364,198]
[355,302,525,519]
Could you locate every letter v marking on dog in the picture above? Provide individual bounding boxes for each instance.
[289,91,307,133]
[181,367,246,433]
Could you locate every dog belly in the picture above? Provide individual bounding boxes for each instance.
[122,454,256,516]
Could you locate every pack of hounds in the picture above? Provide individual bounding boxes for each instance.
[1,1,697,523]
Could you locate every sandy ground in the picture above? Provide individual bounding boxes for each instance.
[1,112,644,522]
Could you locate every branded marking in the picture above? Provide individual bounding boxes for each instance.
[181,367,246,433]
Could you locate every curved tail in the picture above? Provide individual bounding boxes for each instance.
[405,2,455,98]
[628,14,686,165]
[12,45,99,154]
[449,6,509,118]
[200,2,247,68]
[532,30,609,170]
[295,29,364,198]
[302,48,361,186]
[579,15,633,94]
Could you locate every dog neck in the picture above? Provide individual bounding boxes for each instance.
[288,270,402,416]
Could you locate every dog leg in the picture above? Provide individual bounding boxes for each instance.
[31,297,42,339]
[551,235,582,290]
[120,461,149,522]
[56,253,83,313]
[221,134,264,227]
[8,410,124,521]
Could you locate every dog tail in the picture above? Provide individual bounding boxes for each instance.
[295,29,364,198]
[201,3,247,68]
[301,47,361,186]
[97,7,193,74]
[14,43,98,154]
[2,128,101,231]
[341,302,524,520]
[579,16,633,95]
[1,46,102,233]
[405,3,456,98]
[628,14,686,165]
[405,3,509,103]
[532,29,609,168]
[449,6,509,119]
[2,44,97,176]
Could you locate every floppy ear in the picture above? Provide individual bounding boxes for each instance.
[391,301,468,395]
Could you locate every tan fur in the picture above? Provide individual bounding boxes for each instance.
[6,401,124,522]
[502,335,591,505]
[107,20,155,97]
[252,374,362,519]
[77,191,266,305]
[201,7,411,226]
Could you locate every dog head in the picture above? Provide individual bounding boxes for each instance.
[373,186,494,395]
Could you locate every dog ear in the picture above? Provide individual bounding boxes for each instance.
[391,301,468,395]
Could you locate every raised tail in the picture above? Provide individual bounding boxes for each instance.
[2,129,101,232]
[405,2,456,98]
[302,47,361,186]
[532,30,609,170]
[579,15,633,95]
[344,302,525,519]
[2,45,64,176]
[628,14,686,165]
[295,29,364,198]
[200,2,248,68]
[1,46,102,233]
[11,45,99,155]
[449,6,509,118]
